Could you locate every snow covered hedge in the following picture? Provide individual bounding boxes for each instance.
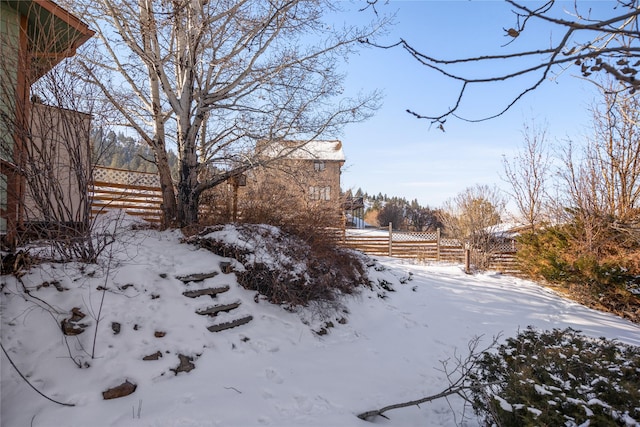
[185,224,369,310]
[472,327,640,426]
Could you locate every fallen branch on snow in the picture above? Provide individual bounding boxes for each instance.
[357,334,501,422]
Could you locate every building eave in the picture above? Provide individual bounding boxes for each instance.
[4,0,95,80]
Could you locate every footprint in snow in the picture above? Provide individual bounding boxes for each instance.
[265,367,284,384]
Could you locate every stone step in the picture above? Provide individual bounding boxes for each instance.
[182,285,230,299]
[176,271,219,283]
[207,315,253,333]
[196,301,241,316]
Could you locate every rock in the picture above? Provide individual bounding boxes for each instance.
[154,331,166,338]
[143,351,162,361]
[176,271,219,283]
[36,280,65,292]
[61,307,88,336]
[102,380,137,400]
[182,285,230,298]
[70,307,85,320]
[207,315,253,333]
[196,301,241,316]
[170,354,195,375]
[112,322,121,335]
[219,261,233,274]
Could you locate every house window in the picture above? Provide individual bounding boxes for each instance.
[309,186,331,201]
[314,161,325,172]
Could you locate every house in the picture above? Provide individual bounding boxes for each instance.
[0,0,94,248]
[201,140,346,227]
[256,139,345,202]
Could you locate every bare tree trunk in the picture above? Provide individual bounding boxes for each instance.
[143,1,177,227]
[177,131,199,226]
[151,134,177,227]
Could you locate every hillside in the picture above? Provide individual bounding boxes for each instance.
[2,217,639,427]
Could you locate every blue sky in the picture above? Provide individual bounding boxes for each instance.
[334,0,607,208]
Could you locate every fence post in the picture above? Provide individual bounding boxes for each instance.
[436,227,441,262]
[388,222,392,256]
[464,243,471,274]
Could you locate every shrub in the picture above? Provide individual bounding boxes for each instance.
[471,327,640,426]
[518,221,640,286]
[187,224,369,313]
[516,227,572,282]
[516,224,640,322]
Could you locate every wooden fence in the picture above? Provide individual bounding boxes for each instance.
[342,228,464,261]
[341,226,519,274]
[87,169,519,273]
[90,166,163,224]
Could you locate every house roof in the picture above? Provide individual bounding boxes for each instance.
[4,0,94,80]
[261,140,345,162]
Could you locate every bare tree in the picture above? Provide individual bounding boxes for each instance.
[557,139,604,252]
[559,81,640,219]
[502,119,552,230]
[440,185,507,269]
[406,202,442,232]
[363,0,640,127]
[588,80,640,220]
[555,80,640,251]
[72,0,385,227]
[377,201,405,230]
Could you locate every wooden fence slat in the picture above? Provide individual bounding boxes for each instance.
[91,194,162,204]
[91,180,163,192]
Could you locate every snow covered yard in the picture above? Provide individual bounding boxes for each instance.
[2,224,639,427]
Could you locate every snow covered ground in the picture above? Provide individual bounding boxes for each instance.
[2,222,639,427]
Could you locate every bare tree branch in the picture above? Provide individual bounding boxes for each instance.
[362,0,640,126]
[1,343,75,407]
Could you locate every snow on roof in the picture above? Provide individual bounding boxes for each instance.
[261,140,345,161]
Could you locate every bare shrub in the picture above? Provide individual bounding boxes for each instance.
[186,224,368,313]
[1,29,115,261]
[439,185,507,270]
[199,155,346,251]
